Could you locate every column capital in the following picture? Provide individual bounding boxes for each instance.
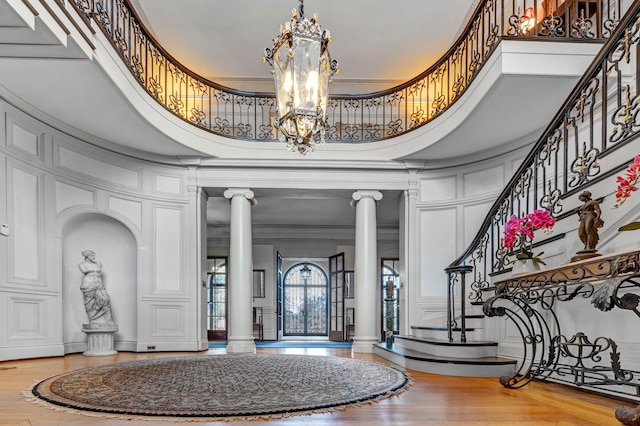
[223,188,257,206]
[351,190,382,206]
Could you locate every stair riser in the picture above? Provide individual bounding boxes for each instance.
[412,328,481,342]
[394,338,497,359]
[373,346,516,378]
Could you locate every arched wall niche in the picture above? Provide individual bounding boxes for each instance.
[61,212,138,353]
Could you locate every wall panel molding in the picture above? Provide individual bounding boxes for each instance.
[153,172,183,196]
[7,296,46,340]
[419,175,457,203]
[55,180,95,215]
[57,145,140,189]
[153,206,183,293]
[419,208,457,299]
[107,195,142,231]
[5,113,46,164]
[8,161,44,285]
[463,164,504,198]
[151,304,184,337]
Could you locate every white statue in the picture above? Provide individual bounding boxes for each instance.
[79,250,114,327]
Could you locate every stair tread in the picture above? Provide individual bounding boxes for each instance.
[376,343,517,365]
[396,335,498,347]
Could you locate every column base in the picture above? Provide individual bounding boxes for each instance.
[82,324,118,356]
[226,337,256,354]
[351,337,379,353]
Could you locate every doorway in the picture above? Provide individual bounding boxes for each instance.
[381,258,400,341]
[283,262,328,336]
[206,257,228,341]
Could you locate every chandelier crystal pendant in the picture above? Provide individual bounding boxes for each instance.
[264,0,338,155]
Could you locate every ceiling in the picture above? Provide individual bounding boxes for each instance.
[206,188,401,229]
[131,0,480,94]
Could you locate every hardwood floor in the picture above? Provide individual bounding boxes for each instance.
[0,347,635,425]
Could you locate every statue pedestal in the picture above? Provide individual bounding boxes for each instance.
[82,324,118,356]
[571,249,602,263]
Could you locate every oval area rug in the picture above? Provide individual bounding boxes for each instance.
[29,354,410,421]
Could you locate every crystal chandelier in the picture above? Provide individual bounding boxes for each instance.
[263,0,338,155]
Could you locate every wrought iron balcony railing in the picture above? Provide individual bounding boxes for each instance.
[447,0,640,306]
[65,0,622,143]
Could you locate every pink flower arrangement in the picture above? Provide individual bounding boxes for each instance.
[614,155,640,231]
[502,209,556,264]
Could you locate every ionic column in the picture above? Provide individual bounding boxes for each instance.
[351,190,383,353]
[223,188,257,353]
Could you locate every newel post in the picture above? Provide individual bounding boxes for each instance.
[444,265,474,343]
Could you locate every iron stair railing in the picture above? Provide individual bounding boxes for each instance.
[62,0,621,143]
[446,0,640,342]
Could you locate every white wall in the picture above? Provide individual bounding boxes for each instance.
[0,100,206,361]
[407,150,525,327]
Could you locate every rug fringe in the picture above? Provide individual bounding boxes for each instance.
[23,378,412,423]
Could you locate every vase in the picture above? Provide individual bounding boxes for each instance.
[511,259,540,276]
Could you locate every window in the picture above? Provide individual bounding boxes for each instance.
[207,257,227,340]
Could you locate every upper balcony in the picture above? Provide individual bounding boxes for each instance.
[0,0,629,164]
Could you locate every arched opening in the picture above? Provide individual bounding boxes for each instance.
[61,213,137,353]
[283,262,328,336]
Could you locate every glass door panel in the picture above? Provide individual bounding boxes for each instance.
[328,253,345,341]
[283,262,328,336]
[206,257,227,341]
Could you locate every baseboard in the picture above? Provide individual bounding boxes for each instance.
[64,340,137,354]
[1,343,65,361]
[64,341,86,354]
[136,341,206,352]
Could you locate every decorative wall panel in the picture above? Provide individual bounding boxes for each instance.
[55,181,94,214]
[108,196,142,231]
[419,208,456,298]
[154,207,182,292]
[154,173,182,195]
[8,122,42,159]
[419,176,456,203]
[8,297,45,340]
[11,167,40,281]
[58,146,139,188]
[152,305,183,336]
[463,165,504,197]
[463,201,493,247]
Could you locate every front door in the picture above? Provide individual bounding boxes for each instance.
[283,262,328,336]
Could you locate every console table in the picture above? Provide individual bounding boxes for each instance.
[484,249,640,425]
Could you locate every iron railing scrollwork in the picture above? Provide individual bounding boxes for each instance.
[62,0,621,144]
[482,251,640,396]
[448,0,640,311]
